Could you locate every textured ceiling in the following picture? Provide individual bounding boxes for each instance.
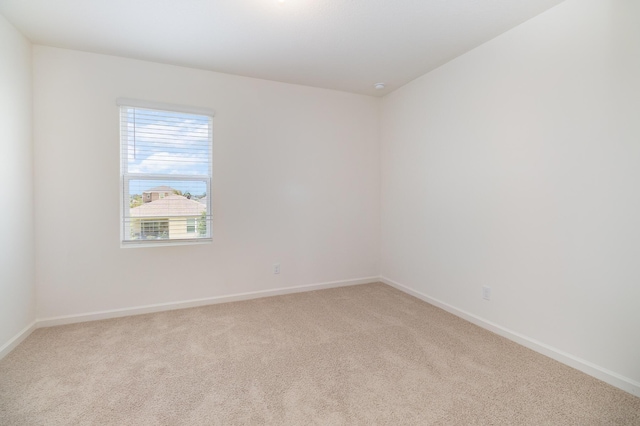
[0,0,565,96]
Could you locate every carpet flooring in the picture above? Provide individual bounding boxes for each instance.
[1,282,639,425]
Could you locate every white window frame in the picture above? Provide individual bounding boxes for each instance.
[118,98,215,247]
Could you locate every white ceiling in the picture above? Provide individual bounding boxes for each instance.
[0,0,565,96]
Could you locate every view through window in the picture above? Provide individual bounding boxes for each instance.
[119,100,213,245]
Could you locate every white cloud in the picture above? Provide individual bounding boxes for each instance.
[129,152,209,175]
[132,121,209,149]
[125,114,211,176]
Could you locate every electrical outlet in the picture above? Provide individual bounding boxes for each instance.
[273,263,280,274]
[482,286,491,301]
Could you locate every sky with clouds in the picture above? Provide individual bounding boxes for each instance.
[124,108,211,195]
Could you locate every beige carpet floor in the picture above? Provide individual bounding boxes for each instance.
[1,282,638,425]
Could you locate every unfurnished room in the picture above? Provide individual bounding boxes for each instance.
[0,0,639,424]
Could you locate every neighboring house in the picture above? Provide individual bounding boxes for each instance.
[142,186,175,203]
[130,195,206,240]
[198,196,207,206]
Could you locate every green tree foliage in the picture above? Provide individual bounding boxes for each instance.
[198,211,207,236]
[130,194,143,208]
[173,189,191,199]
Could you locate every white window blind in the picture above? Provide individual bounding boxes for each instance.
[119,100,213,246]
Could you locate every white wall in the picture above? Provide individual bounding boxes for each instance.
[381,0,640,390]
[0,14,36,351]
[33,47,380,319]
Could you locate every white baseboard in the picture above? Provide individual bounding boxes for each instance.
[0,321,37,361]
[380,276,640,398]
[37,276,380,328]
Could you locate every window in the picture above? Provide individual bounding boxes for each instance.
[140,219,169,239]
[186,218,196,234]
[119,99,214,246]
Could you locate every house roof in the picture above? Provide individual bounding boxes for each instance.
[130,195,206,218]
[143,185,175,193]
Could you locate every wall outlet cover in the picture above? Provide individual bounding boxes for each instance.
[482,286,491,301]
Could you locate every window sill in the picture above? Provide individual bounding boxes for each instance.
[121,238,212,249]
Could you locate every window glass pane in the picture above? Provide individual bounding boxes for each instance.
[123,108,211,176]
[126,179,209,241]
